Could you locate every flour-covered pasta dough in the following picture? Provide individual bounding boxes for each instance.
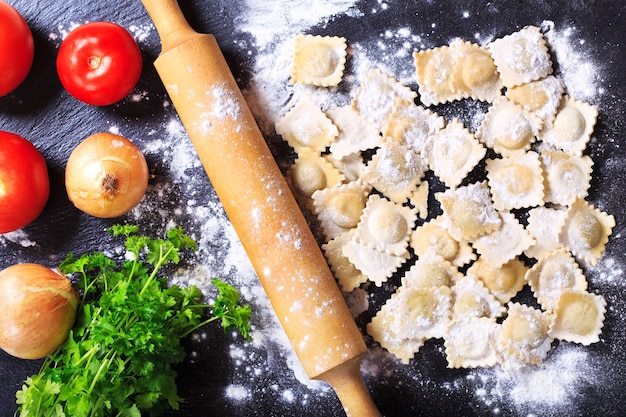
[486,151,544,210]
[342,233,408,287]
[367,298,426,364]
[410,216,476,268]
[276,95,338,153]
[524,206,568,260]
[467,257,527,304]
[541,149,593,206]
[477,96,541,156]
[322,231,368,292]
[471,211,535,267]
[363,141,427,204]
[498,303,553,366]
[437,181,501,241]
[413,39,502,105]
[505,75,564,123]
[402,252,463,289]
[286,148,344,210]
[525,248,588,311]
[488,25,553,88]
[326,105,382,159]
[548,290,606,345]
[312,179,371,241]
[559,198,615,266]
[540,96,598,156]
[423,119,486,189]
[450,275,505,321]
[383,98,445,153]
[291,34,347,87]
[445,318,500,369]
[354,194,417,256]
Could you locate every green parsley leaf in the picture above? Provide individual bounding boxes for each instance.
[211,278,253,341]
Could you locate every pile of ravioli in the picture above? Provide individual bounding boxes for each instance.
[276,28,615,370]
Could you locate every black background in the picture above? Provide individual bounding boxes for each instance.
[1,1,625,416]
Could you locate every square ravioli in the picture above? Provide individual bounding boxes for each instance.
[548,290,606,345]
[423,119,486,189]
[476,96,541,156]
[382,98,445,153]
[363,141,427,204]
[497,303,554,366]
[445,318,500,369]
[525,247,588,311]
[485,151,545,211]
[275,95,338,153]
[353,194,417,256]
[540,96,598,156]
[488,25,553,88]
[437,181,501,241]
[505,75,564,123]
[291,34,347,87]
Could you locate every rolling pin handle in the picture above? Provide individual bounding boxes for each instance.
[141,0,199,52]
[320,356,382,417]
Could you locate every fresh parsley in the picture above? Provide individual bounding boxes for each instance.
[15,224,252,416]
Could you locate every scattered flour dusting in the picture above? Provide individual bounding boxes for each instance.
[239,0,363,135]
[234,4,614,416]
[225,384,251,401]
[48,22,82,43]
[0,230,36,248]
[237,0,362,50]
[541,21,604,102]
[128,23,153,43]
[4,2,616,416]
[470,345,605,415]
[589,256,625,286]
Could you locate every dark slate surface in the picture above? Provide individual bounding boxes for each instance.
[1,1,625,416]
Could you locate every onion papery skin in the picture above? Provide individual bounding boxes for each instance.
[65,132,149,218]
[0,263,78,360]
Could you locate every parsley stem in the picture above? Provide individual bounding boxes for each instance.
[140,245,173,296]
[76,345,99,367]
[180,316,219,338]
[87,358,107,396]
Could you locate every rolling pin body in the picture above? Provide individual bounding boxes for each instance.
[140,1,380,415]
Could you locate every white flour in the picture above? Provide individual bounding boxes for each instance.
[541,21,605,102]
[236,0,362,50]
[470,345,601,414]
[0,230,36,248]
[2,2,616,416]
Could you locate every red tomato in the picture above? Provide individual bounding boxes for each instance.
[0,1,34,96]
[56,22,142,106]
[0,131,49,234]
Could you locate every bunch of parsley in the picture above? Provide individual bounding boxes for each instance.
[15,224,252,417]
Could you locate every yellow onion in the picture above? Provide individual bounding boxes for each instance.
[65,132,149,218]
[0,263,78,359]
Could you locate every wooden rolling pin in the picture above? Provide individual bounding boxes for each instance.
[140,1,380,416]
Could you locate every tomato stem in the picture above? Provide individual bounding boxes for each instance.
[88,56,102,70]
